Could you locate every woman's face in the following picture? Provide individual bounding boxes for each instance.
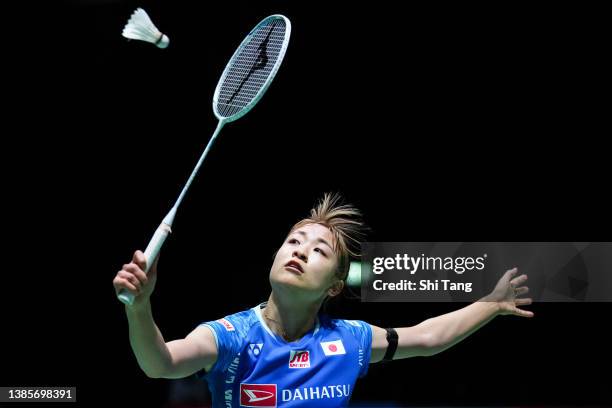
[270,223,342,301]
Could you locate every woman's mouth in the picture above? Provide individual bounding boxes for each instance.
[285,260,304,274]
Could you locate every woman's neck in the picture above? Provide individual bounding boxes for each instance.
[263,292,322,342]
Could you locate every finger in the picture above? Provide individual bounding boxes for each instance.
[114,277,140,295]
[118,270,140,286]
[123,263,148,285]
[118,271,142,291]
[122,264,147,286]
[123,263,143,275]
[515,286,529,296]
[506,267,519,280]
[513,307,534,318]
[515,297,532,306]
[133,250,148,272]
[511,274,528,287]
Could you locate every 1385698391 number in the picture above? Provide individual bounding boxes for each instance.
[1,387,76,402]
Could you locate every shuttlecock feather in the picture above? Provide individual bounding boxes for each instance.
[122,8,169,49]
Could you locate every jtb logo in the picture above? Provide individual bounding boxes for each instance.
[240,383,277,407]
[288,350,310,368]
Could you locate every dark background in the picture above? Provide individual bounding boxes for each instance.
[2,0,610,407]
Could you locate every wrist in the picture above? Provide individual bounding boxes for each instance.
[488,300,502,316]
[125,298,152,317]
[479,295,502,316]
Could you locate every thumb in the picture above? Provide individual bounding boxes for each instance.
[513,306,534,318]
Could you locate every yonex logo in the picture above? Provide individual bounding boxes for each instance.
[249,343,264,356]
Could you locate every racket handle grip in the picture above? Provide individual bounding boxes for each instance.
[117,222,172,306]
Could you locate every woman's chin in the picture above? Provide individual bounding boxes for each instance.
[271,274,310,292]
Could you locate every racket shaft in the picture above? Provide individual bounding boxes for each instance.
[173,121,224,210]
[118,122,224,306]
[117,222,172,306]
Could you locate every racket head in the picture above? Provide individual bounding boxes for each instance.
[213,15,291,122]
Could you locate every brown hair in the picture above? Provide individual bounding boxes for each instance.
[289,193,366,282]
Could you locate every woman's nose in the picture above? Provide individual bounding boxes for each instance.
[293,249,307,262]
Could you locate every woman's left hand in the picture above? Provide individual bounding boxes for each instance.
[487,267,534,318]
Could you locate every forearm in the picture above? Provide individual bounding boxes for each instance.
[416,301,500,355]
[125,302,173,378]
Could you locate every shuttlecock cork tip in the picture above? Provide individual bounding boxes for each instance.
[155,34,170,49]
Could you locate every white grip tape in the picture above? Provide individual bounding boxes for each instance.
[117,223,172,306]
[143,223,172,273]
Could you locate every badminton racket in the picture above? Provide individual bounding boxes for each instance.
[118,14,291,305]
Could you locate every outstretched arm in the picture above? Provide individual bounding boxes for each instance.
[114,251,218,378]
[370,267,533,363]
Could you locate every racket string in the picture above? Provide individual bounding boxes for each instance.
[216,18,287,118]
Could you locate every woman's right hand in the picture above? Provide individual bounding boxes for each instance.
[113,250,158,306]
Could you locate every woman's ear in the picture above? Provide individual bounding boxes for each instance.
[327,280,345,297]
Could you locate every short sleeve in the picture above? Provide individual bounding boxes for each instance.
[197,316,243,378]
[342,319,373,378]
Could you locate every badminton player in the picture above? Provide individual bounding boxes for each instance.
[113,193,533,407]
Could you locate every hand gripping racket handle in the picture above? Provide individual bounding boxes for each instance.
[118,209,176,306]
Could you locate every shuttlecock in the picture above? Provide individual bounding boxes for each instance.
[122,8,169,49]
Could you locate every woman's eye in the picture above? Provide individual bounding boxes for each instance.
[314,248,326,256]
[289,238,299,244]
